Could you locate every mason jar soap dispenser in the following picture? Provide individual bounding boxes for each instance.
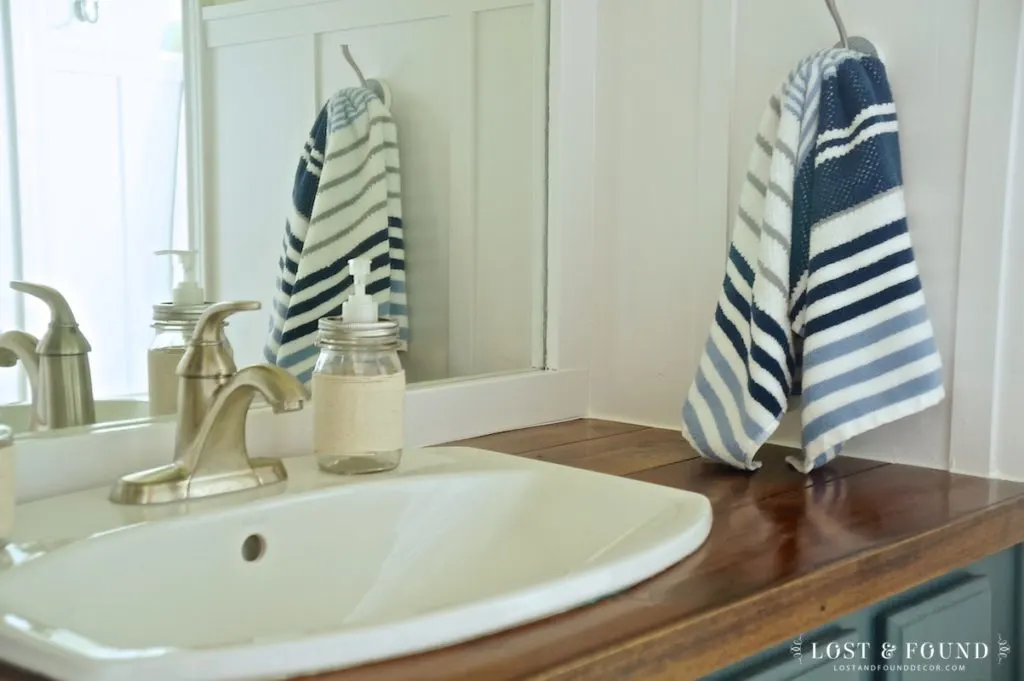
[313,258,405,474]
[148,250,228,416]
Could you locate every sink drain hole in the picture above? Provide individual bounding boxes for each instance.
[241,534,266,562]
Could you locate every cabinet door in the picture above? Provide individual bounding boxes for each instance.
[878,576,993,681]
[708,629,869,681]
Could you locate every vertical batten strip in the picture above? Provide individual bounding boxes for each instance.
[529,0,551,370]
[448,8,478,376]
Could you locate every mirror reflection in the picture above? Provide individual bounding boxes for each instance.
[0,0,547,437]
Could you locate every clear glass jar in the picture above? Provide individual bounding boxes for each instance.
[312,317,405,474]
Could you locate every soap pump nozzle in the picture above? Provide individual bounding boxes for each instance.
[155,249,204,306]
[341,259,378,323]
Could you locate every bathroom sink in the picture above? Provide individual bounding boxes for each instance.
[2,398,150,435]
[0,446,712,681]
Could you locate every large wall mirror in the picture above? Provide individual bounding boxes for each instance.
[0,0,548,438]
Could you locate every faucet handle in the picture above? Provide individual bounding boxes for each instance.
[178,301,260,380]
[190,301,260,346]
[10,281,91,355]
[10,282,79,327]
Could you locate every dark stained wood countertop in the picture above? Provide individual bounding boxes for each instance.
[5,419,1024,681]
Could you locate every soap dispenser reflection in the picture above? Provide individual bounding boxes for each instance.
[148,250,229,417]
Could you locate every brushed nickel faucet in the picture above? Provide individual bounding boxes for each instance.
[0,282,95,431]
[110,301,308,505]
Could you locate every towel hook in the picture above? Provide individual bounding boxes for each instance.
[73,0,99,24]
[341,45,368,87]
[824,0,878,56]
[824,0,849,48]
[340,45,392,109]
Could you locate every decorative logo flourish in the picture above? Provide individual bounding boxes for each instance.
[790,633,805,664]
[997,634,1011,665]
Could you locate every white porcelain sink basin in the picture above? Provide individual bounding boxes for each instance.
[1,398,150,434]
[0,446,712,681]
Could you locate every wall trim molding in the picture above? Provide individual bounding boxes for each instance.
[545,0,594,373]
[182,0,211,292]
[202,0,534,48]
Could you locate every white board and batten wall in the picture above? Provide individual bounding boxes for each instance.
[192,0,548,383]
[189,0,1024,479]
[586,0,1024,478]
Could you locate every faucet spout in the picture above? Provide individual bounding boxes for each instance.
[225,364,308,415]
[0,331,41,428]
[180,365,307,487]
[0,330,39,378]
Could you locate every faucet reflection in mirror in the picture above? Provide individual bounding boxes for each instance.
[110,301,308,506]
[0,282,95,432]
[1,1,188,424]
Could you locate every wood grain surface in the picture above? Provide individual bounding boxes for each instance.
[4,419,1023,681]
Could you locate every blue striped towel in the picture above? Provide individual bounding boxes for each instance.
[682,50,945,473]
[264,87,407,385]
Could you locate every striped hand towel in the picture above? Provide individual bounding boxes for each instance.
[264,87,406,385]
[682,51,944,473]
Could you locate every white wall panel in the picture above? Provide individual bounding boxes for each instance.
[589,0,705,427]
[994,7,1024,480]
[198,0,546,382]
[203,36,315,368]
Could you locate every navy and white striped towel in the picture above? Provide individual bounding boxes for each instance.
[264,87,406,385]
[681,50,945,473]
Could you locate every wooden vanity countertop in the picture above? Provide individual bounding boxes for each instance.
[5,419,1024,681]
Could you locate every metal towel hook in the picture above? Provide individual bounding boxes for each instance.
[341,45,369,87]
[73,0,99,24]
[824,0,878,56]
[824,0,849,48]
[340,45,392,109]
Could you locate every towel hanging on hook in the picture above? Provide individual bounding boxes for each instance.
[824,0,878,56]
[340,45,393,109]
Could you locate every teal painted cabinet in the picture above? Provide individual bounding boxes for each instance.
[703,545,1022,681]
